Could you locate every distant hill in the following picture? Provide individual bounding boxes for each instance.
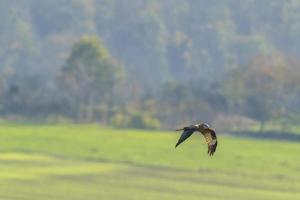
[2,0,300,88]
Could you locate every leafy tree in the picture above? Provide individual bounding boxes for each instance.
[223,54,299,131]
[60,36,124,121]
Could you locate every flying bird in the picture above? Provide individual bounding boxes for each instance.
[175,123,217,156]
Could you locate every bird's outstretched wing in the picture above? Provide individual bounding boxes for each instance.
[201,129,217,156]
[175,126,197,148]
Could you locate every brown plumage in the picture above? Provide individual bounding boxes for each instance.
[175,123,218,156]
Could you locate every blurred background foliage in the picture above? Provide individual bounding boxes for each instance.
[0,0,300,132]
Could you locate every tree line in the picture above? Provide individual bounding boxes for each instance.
[0,1,299,131]
[1,36,299,132]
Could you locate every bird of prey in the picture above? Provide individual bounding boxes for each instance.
[175,123,217,156]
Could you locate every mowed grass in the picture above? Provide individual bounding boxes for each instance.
[0,124,299,200]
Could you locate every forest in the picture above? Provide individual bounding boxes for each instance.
[1,0,300,131]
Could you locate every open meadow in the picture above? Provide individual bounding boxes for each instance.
[0,124,299,200]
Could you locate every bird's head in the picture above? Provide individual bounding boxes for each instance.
[198,123,210,129]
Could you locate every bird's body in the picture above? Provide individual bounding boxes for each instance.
[175,123,217,156]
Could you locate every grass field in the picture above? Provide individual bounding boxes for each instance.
[0,124,299,200]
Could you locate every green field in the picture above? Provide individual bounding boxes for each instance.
[0,124,299,200]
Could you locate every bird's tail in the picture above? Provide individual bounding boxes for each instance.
[175,128,183,131]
